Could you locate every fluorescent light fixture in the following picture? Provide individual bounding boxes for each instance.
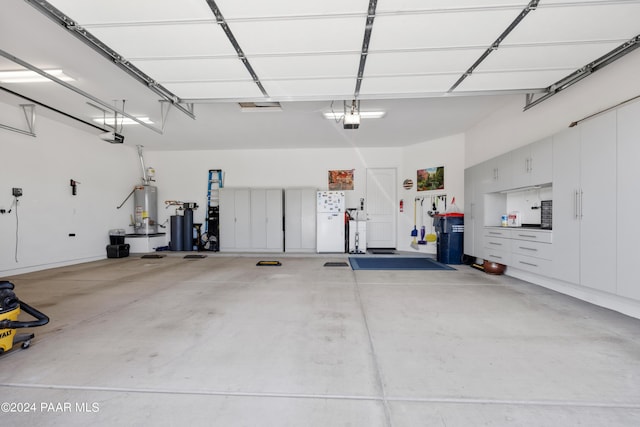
[322,111,386,120]
[0,69,75,83]
[92,117,153,126]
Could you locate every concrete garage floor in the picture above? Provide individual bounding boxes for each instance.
[1,253,639,426]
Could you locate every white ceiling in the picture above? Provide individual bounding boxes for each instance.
[1,0,639,150]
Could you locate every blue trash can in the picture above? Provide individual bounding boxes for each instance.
[434,213,464,264]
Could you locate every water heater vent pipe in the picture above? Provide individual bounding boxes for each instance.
[137,145,149,185]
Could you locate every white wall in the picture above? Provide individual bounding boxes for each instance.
[465,49,640,167]
[146,146,401,244]
[145,134,465,253]
[0,102,140,275]
[399,134,465,254]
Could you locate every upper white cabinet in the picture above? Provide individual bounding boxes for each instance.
[511,137,553,188]
[481,152,513,193]
[616,101,640,301]
[284,188,317,252]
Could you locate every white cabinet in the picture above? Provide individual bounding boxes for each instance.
[219,188,251,250]
[579,111,617,294]
[616,101,640,301]
[483,228,512,265]
[251,189,283,251]
[551,112,617,293]
[484,227,553,276]
[510,230,553,276]
[551,128,580,283]
[482,152,513,192]
[220,188,283,252]
[284,188,317,252]
[464,165,483,258]
[511,137,553,188]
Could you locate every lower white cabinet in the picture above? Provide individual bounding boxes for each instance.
[220,188,283,252]
[484,231,512,265]
[484,227,553,277]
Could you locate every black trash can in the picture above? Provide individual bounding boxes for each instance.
[108,229,126,245]
[107,229,129,258]
[434,213,464,264]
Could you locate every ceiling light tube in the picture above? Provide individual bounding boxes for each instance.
[323,111,386,120]
[92,117,153,126]
[0,69,74,83]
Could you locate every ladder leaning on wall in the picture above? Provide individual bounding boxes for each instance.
[204,169,223,251]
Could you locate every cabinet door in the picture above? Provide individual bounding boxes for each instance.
[234,189,251,249]
[219,189,236,250]
[529,137,552,185]
[300,188,317,250]
[285,189,302,251]
[463,167,476,257]
[485,152,512,192]
[265,189,283,250]
[551,128,581,284]
[510,144,532,189]
[616,101,640,300]
[579,111,617,294]
[250,189,267,249]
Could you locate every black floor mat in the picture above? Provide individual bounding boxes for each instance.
[141,254,165,259]
[324,262,349,267]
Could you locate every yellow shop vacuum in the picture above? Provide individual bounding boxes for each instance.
[0,280,49,354]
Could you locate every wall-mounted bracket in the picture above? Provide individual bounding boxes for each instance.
[0,104,36,137]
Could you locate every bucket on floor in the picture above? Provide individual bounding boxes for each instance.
[0,281,50,354]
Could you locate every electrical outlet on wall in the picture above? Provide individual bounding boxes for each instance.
[12,188,23,197]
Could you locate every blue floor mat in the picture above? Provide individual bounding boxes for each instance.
[349,257,455,270]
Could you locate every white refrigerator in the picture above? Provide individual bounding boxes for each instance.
[316,191,345,253]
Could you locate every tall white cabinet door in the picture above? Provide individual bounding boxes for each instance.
[551,128,581,284]
[285,189,302,251]
[265,189,283,250]
[463,165,484,258]
[219,188,236,250]
[219,188,251,250]
[250,189,268,249]
[617,101,640,300]
[234,189,251,250]
[579,111,617,294]
[463,167,475,257]
[285,188,316,252]
[250,189,283,251]
[300,188,317,250]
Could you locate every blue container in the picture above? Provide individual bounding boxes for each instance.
[434,214,464,264]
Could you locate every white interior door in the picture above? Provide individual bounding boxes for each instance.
[366,168,397,248]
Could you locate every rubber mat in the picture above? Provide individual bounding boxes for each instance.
[349,257,455,270]
[324,262,349,267]
[141,254,165,259]
[256,261,282,266]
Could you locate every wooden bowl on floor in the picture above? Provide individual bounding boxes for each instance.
[483,260,506,275]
